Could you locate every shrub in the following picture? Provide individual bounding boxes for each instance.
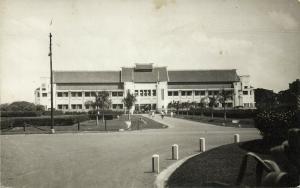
[254,110,298,144]
[0,115,90,130]
[42,110,64,116]
[88,110,123,119]
[0,111,42,117]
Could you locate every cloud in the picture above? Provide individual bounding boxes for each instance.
[269,11,299,30]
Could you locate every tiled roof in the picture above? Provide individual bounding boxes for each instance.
[53,71,121,83]
[168,83,233,89]
[168,70,239,83]
[134,63,153,70]
[121,67,168,82]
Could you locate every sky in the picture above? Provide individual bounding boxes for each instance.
[0,0,300,103]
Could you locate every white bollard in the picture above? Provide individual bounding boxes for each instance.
[51,128,55,134]
[152,154,160,173]
[172,144,179,160]
[234,134,240,143]
[199,138,206,152]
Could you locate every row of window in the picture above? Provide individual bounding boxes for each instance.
[168,90,231,97]
[243,91,252,95]
[56,91,124,98]
[37,93,48,97]
[134,90,156,97]
[57,104,124,110]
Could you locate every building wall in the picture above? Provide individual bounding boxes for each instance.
[35,73,256,111]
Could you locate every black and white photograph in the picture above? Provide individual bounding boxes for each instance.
[0,0,299,187]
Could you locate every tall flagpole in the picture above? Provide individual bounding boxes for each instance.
[49,33,55,133]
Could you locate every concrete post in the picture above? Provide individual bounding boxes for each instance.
[234,134,240,143]
[172,144,179,160]
[152,154,159,173]
[199,138,206,152]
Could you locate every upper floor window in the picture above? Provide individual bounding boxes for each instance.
[168,91,172,96]
[144,90,148,96]
[187,91,192,96]
[135,90,139,96]
[85,92,91,97]
[42,93,47,97]
[37,92,40,97]
[181,91,186,96]
[152,90,156,96]
[118,92,123,97]
[200,91,205,95]
[112,92,118,97]
[140,90,143,96]
[243,91,248,95]
[208,91,213,95]
[173,91,178,96]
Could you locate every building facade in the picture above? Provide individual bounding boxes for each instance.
[34,64,255,112]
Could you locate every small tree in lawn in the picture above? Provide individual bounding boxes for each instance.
[190,101,197,118]
[95,91,112,123]
[208,95,219,120]
[219,89,232,121]
[199,97,209,117]
[122,91,136,120]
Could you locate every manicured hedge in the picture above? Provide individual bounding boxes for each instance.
[42,110,64,116]
[0,115,90,130]
[88,110,124,119]
[0,111,42,117]
[175,109,257,119]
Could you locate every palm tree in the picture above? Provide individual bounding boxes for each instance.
[95,91,112,123]
[122,91,136,120]
[219,89,233,121]
[208,95,219,120]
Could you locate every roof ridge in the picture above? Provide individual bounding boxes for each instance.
[168,69,236,71]
[53,70,120,72]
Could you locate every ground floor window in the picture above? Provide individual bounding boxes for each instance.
[112,104,123,109]
[57,104,69,110]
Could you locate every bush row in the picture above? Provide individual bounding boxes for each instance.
[174,109,257,119]
[0,115,90,130]
[88,110,124,119]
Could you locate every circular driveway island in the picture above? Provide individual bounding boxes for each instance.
[1,116,260,188]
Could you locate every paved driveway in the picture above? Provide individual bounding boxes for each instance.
[1,116,260,188]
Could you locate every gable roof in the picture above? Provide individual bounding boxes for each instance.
[121,67,168,82]
[53,71,121,83]
[168,69,239,83]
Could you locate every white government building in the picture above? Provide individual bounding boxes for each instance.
[34,64,255,112]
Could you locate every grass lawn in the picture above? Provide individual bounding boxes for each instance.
[170,114,254,128]
[0,115,167,134]
[167,139,272,187]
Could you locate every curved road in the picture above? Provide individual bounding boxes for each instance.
[1,116,260,188]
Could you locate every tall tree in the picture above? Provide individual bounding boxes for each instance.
[254,88,277,110]
[208,95,219,120]
[219,89,233,121]
[122,91,136,120]
[95,91,112,122]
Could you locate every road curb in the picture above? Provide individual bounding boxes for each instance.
[154,153,200,188]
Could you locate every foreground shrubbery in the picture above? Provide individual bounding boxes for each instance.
[0,115,90,130]
[254,109,298,144]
